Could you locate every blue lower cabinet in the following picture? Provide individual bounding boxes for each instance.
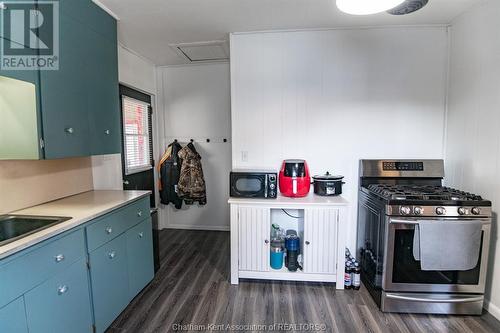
[126,218,154,298]
[89,233,129,333]
[0,297,29,333]
[24,258,92,333]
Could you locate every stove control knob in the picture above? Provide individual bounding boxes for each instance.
[458,207,467,215]
[400,206,411,216]
[414,207,424,215]
[436,207,446,215]
[471,207,481,215]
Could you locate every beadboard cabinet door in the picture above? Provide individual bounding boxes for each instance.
[126,218,154,298]
[0,297,29,333]
[303,208,339,274]
[238,206,270,272]
[25,259,93,333]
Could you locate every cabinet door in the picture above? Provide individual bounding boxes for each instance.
[0,297,28,333]
[303,209,338,274]
[238,206,270,272]
[86,29,121,155]
[39,15,90,159]
[25,258,92,333]
[126,218,154,299]
[89,233,129,333]
[0,37,42,160]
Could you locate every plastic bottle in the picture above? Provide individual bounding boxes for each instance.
[344,262,352,289]
[352,262,361,290]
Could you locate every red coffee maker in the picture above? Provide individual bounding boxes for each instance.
[279,159,311,197]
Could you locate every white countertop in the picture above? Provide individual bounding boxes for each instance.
[228,193,349,207]
[0,190,151,260]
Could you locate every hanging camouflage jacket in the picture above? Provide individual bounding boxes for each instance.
[177,143,207,205]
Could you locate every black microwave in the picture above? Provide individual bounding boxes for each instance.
[230,170,278,199]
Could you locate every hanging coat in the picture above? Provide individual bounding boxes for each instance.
[177,143,207,205]
[158,141,183,209]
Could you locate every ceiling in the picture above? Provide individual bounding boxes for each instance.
[97,0,484,66]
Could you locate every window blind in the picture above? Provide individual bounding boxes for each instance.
[122,96,152,175]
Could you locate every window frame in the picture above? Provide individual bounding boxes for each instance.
[121,95,153,176]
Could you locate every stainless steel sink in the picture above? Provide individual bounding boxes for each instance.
[0,215,71,246]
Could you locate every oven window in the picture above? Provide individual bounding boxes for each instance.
[392,229,482,285]
[235,178,262,192]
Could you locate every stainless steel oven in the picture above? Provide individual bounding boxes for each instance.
[357,159,493,315]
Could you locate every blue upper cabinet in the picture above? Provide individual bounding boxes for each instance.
[40,15,91,159]
[0,0,120,159]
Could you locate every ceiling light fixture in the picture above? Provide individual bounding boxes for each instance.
[336,0,406,15]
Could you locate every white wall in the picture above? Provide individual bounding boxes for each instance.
[445,0,500,319]
[157,63,231,230]
[91,45,158,191]
[231,27,448,251]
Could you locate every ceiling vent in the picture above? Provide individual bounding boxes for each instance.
[169,40,229,63]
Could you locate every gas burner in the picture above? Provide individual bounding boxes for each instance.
[366,184,484,202]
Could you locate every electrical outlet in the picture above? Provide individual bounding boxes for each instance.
[241,151,248,162]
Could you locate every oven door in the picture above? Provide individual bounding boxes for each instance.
[383,217,490,293]
[230,174,267,198]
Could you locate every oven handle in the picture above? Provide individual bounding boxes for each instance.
[390,219,419,225]
[385,293,484,303]
[390,219,491,225]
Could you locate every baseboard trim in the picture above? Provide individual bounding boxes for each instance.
[484,298,500,320]
[163,224,230,232]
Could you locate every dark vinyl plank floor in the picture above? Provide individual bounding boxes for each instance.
[108,229,500,333]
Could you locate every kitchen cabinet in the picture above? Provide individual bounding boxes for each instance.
[25,259,93,333]
[0,39,42,160]
[303,208,338,274]
[86,29,121,155]
[0,0,120,160]
[39,15,90,159]
[126,218,155,299]
[237,206,270,272]
[0,297,29,333]
[229,196,348,288]
[89,234,130,333]
[0,196,154,333]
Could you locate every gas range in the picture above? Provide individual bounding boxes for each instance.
[363,184,492,217]
[357,159,492,315]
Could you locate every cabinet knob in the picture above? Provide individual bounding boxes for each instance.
[108,251,116,259]
[54,254,65,263]
[139,232,144,238]
[57,285,68,295]
[305,241,310,245]
[0,3,7,10]
[104,129,110,135]
[65,127,74,134]
[264,239,269,244]
[105,226,113,234]
[137,211,143,217]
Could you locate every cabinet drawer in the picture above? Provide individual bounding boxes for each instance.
[0,229,85,308]
[89,233,129,333]
[86,198,150,251]
[25,258,93,333]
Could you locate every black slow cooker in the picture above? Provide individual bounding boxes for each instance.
[312,172,345,196]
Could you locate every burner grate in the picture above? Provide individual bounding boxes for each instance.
[367,184,483,201]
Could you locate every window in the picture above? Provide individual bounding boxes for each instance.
[122,96,152,175]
